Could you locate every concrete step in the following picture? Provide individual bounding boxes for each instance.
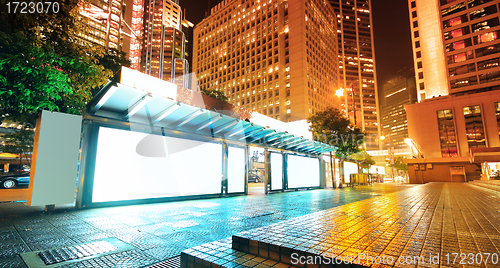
[181,237,298,268]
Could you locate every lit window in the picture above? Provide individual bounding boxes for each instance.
[449,17,462,26]
[454,52,467,62]
[453,40,465,50]
[451,28,463,38]
[479,31,497,44]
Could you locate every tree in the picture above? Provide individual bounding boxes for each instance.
[350,150,376,166]
[0,0,127,122]
[390,156,408,179]
[200,88,229,102]
[308,107,365,188]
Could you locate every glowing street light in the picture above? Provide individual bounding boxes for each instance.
[335,88,345,97]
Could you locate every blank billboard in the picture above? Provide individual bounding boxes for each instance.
[270,153,283,190]
[92,127,222,203]
[227,146,245,193]
[287,155,319,188]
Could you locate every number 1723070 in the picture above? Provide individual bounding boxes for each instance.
[6,1,60,14]
[445,253,499,265]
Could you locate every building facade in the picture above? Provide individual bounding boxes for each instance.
[193,0,338,121]
[141,0,190,88]
[77,0,127,50]
[409,0,500,101]
[380,74,417,150]
[405,90,500,182]
[329,0,380,149]
[405,0,500,183]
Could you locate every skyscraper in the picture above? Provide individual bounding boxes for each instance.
[409,0,500,101]
[404,0,500,183]
[77,0,126,50]
[141,0,190,88]
[329,0,380,149]
[380,71,417,150]
[193,0,338,122]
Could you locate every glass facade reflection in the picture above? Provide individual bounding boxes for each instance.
[437,109,458,157]
[463,105,486,148]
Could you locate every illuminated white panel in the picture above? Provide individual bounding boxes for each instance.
[270,153,283,190]
[287,155,319,188]
[343,162,358,183]
[92,127,222,203]
[250,113,312,140]
[120,67,178,99]
[227,146,245,193]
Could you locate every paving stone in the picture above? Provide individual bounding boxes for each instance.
[182,183,500,268]
[0,184,433,267]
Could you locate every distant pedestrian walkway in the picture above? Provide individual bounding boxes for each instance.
[182,183,500,268]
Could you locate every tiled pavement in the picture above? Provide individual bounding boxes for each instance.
[0,184,414,267]
[181,182,500,268]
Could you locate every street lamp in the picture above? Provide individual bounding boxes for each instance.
[335,88,344,97]
[335,87,349,118]
[380,134,395,180]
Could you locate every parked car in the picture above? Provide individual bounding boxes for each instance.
[0,173,30,189]
[248,171,262,183]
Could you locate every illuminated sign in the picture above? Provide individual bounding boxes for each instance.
[92,127,222,202]
[287,155,320,188]
[120,67,178,100]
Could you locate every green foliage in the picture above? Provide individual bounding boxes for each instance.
[350,150,376,166]
[391,156,408,172]
[97,48,132,83]
[307,107,365,160]
[0,0,127,121]
[200,88,229,102]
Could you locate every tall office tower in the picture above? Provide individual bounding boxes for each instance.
[329,0,380,149]
[141,0,190,88]
[77,0,126,50]
[409,0,500,101]
[123,0,145,70]
[182,17,195,73]
[193,0,338,121]
[78,0,143,70]
[380,73,417,150]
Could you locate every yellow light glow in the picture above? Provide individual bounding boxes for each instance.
[335,88,344,97]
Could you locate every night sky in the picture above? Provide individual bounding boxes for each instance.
[180,0,414,93]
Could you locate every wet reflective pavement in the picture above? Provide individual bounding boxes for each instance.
[182,183,500,268]
[0,184,414,267]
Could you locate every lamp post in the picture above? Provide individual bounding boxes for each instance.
[380,134,395,180]
[350,86,356,126]
[334,87,349,188]
[335,88,348,118]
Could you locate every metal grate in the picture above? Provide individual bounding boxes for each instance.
[37,240,118,265]
[146,256,181,268]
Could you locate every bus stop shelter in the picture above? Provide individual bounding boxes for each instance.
[76,67,336,208]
